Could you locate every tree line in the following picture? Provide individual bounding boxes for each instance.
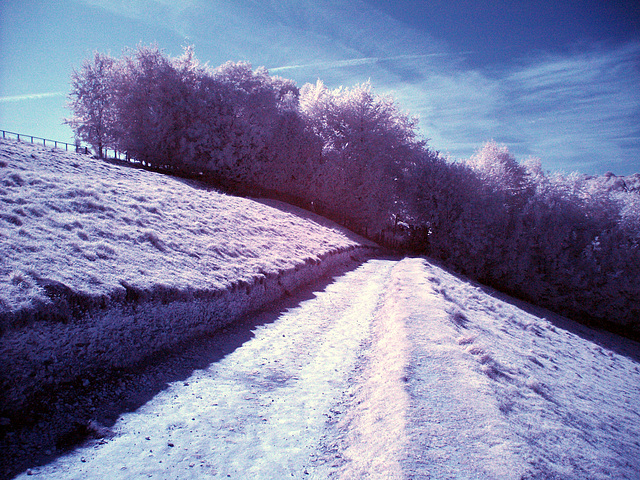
[66,45,639,337]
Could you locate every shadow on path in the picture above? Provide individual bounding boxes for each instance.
[0,258,375,480]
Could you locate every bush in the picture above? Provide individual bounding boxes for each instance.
[66,46,640,337]
[405,142,640,336]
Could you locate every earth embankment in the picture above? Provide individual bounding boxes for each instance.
[0,138,377,422]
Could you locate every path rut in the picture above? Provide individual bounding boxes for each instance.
[15,257,638,479]
[17,259,403,479]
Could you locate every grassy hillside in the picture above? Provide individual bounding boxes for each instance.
[0,138,374,327]
[0,138,376,417]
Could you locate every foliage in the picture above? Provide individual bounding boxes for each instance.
[299,80,423,234]
[65,52,117,158]
[405,143,640,334]
[66,46,640,337]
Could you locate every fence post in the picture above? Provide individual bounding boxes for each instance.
[1,130,100,159]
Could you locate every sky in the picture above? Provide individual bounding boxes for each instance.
[1,0,639,175]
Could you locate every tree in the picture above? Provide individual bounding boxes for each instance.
[252,87,321,198]
[64,45,640,336]
[299,81,423,235]
[65,52,117,158]
[111,45,188,167]
[467,141,533,205]
[210,62,298,184]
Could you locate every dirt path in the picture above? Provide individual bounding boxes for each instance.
[391,258,526,479]
[16,259,406,479]
[11,257,640,479]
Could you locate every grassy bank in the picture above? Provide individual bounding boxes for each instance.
[0,138,377,418]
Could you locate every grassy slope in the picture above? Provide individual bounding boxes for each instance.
[0,138,373,326]
[0,138,376,416]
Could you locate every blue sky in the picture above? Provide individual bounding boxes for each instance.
[1,0,639,174]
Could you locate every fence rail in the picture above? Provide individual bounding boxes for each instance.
[0,129,130,161]
[1,128,91,154]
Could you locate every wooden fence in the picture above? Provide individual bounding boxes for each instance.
[1,129,89,154]
[0,129,128,160]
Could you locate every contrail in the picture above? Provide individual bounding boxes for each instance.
[268,53,466,73]
[0,92,65,103]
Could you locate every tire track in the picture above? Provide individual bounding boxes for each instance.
[16,259,400,479]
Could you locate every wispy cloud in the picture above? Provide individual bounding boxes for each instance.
[3,0,637,174]
[387,41,640,174]
[0,92,65,103]
[78,0,196,38]
[268,53,463,74]
[494,42,640,173]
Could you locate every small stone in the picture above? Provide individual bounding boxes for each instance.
[168,442,174,447]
